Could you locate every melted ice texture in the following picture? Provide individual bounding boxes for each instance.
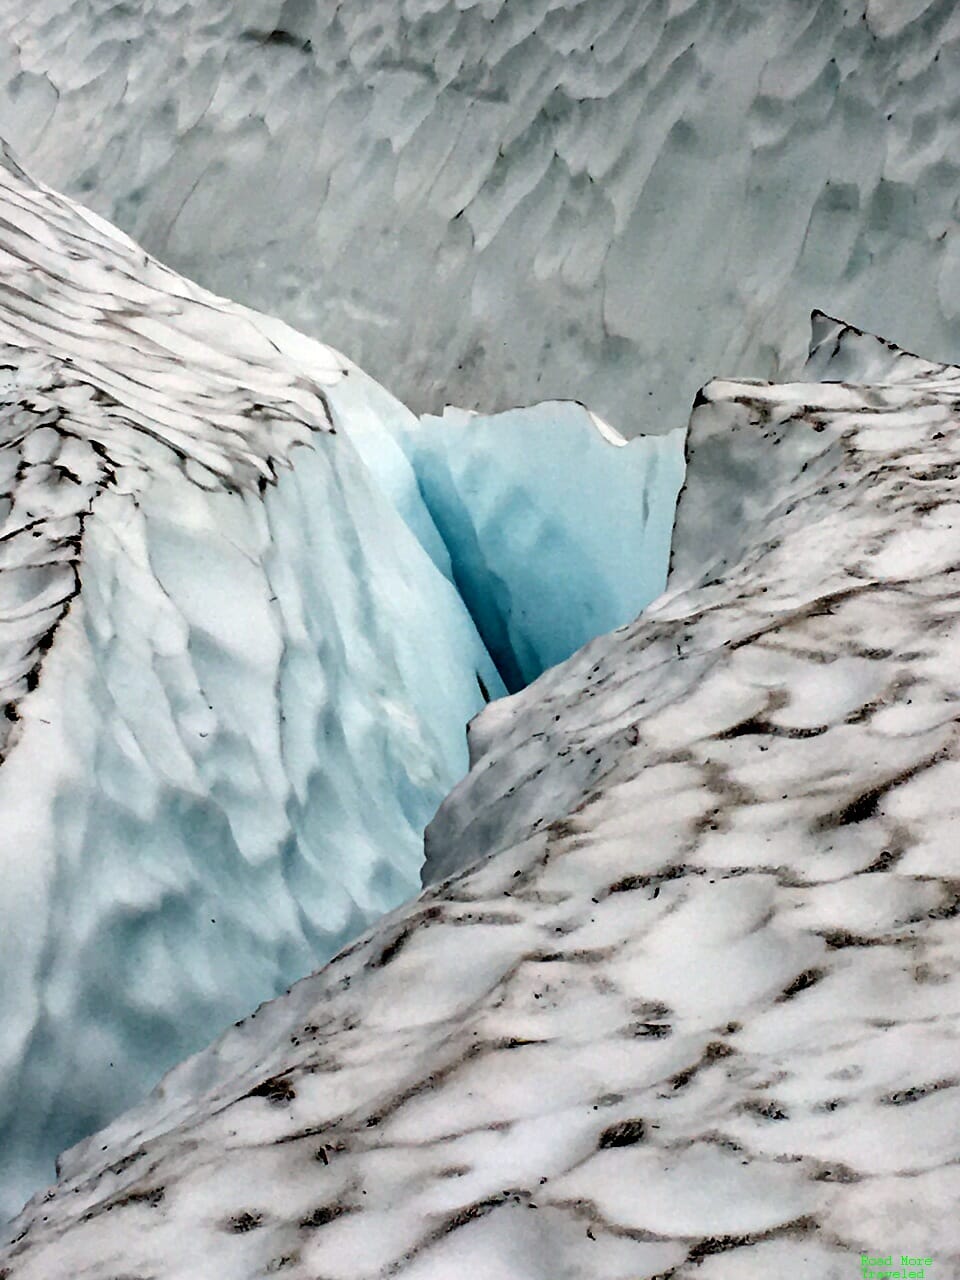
[3,0,960,430]
[5,314,960,1278]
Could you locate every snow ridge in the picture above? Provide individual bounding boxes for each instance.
[0,146,342,486]
[0,145,345,753]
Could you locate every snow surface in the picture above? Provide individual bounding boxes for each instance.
[0,145,506,1222]
[409,402,685,689]
[6,316,958,1278]
[1,1,958,432]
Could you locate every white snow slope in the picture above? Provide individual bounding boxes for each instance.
[5,314,958,1278]
[1,0,958,432]
[0,144,506,1222]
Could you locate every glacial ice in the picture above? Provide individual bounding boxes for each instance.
[2,0,959,432]
[0,0,958,1264]
[408,403,685,689]
[0,147,507,1222]
[0,144,686,1224]
[7,316,959,1279]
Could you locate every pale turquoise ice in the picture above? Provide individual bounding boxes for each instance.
[411,403,685,690]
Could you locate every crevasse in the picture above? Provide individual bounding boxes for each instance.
[0,146,682,1221]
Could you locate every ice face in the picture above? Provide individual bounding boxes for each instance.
[1,1,957,434]
[0,139,685,1225]
[7,317,959,1279]
[0,147,504,1221]
[410,403,685,690]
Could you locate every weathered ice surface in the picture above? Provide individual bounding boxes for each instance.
[2,1,959,430]
[0,145,503,1222]
[6,317,958,1278]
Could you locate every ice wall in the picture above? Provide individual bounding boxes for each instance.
[0,147,502,1221]
[1,1,958,432]
[411,402,685,690]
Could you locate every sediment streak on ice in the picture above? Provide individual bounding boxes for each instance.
[0,142,346,752]
[6,317,959,1278]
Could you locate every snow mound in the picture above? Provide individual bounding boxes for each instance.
[0,147,502,1221]
[7,316,959,1278]
[2,2,959,432]
[410,402,685,690]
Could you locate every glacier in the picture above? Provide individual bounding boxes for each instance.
[0,0,958,1265]
[4,314,959,1278]
[1,1,959,433]
[0,147,684,1222]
